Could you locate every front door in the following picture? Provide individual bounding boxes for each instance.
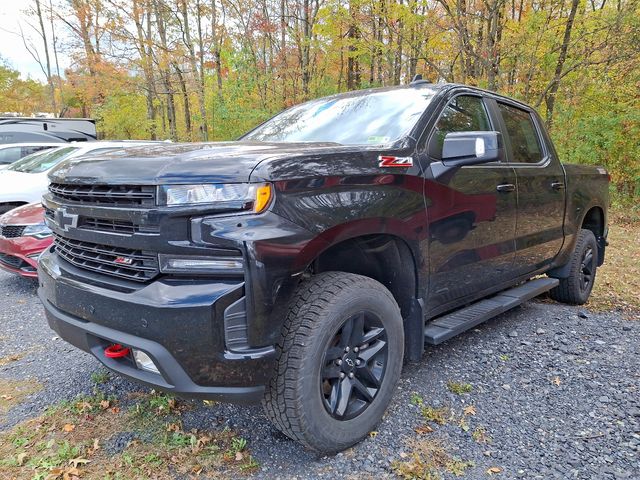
[422,94,518,313]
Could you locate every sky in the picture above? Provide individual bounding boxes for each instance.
[0,0,69,82]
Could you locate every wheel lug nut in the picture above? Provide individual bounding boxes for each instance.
[354,347,359,353]
[345,346,350,353]
[339,372,345,378]
[348,372,354,378]
[355,359,361,366]
[336,359,342,365]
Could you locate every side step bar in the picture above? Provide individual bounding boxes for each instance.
[424,277,559,345]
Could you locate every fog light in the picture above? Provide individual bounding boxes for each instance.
[132,349,160,375]
[159,254,244,275]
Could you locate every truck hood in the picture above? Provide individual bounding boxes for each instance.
[48,141,359,185]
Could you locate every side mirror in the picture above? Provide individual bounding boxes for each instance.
[442,131,503,167]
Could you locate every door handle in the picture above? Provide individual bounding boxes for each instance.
[551,181,565,191]
[496,183,516,193]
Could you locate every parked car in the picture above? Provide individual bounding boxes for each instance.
[38,82,609,454]
[0,203,51,278]
[0,117,96,143]
[0,143,60,169]
[0,141,154,214]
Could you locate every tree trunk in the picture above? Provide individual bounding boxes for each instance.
[545,0,579,127]
[35,0,57,114]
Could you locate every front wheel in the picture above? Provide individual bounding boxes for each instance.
[549,228,598,305]
[262,272,404,454]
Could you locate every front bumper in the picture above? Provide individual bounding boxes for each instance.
[38,250,276,403]
[0,235,51,278]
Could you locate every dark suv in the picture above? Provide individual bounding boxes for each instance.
[38,82,608,453]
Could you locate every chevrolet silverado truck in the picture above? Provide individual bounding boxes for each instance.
[37,82,609,453]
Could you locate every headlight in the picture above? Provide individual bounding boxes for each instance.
[23,223,52,239]
[161,183,272,213]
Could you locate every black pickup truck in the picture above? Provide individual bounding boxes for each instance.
[37,82,609,453]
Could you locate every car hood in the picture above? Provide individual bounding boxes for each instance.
[0,202,44,225]
[0,170,49,202]
[48,141,358,185]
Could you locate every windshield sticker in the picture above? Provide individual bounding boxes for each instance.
[368,136,391,144]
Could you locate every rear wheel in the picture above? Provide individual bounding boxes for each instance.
[262,272,404,453]
[549,228,598,305]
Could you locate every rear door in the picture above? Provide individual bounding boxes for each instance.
[423,94,518,311]
[493,101,565,274]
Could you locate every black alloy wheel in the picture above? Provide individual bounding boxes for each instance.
[580,245,595,292]
[321,311,388,420]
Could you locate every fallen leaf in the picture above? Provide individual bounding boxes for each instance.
[415,424,434,434]
[463,405,477,416]
[553,376,561,386]
[63,467,81,480]
[87,438,100,456]
[399,452,408,458]
[75,401,92,412]
[235,451,244,461]
[1,394,13,400]
[369,431,378,438]
[166,423,181,432]
[69,458,90,468]
[100,400,110,409]
[63,424,75,433]
[487,466,502,474]
[17,452,27,466]
[109,407,120,414]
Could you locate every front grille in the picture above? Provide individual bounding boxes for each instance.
[0,253,26,269]
[79,217,138,234]
[0,225,26,238]
[49,184,156,207]
[53,234,159,282]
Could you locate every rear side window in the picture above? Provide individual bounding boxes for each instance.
[497,103,543,164]
[428,95,492,159]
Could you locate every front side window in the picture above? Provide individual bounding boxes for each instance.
[497,103,543,164]
[7,147,77,173]
[0,147,22,164]
[428,95,492,159]
[243,87,438,146]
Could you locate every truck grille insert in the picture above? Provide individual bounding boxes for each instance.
[0,225,26,238]
[49,184,156,206]
[79,217,139,234]
[53,234,159,282]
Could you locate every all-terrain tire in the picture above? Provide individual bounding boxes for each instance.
[262,271,404,454]
[549,228,598,305]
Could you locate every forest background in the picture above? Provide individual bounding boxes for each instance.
[1,0,638,206]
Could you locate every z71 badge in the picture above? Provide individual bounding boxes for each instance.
[378,155,414,168]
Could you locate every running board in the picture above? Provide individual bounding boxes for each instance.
[424,277,559,345]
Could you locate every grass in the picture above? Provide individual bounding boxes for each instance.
[0,378,42,418]
[0,390,259,479]
[446,381,473,395]
[393,438,473,479]
[90,370,110,385]
[588,211,640,315]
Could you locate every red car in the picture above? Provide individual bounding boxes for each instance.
[0,203,52,278]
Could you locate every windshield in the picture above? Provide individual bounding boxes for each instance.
[243,87,437,145]
[7,147,79,173]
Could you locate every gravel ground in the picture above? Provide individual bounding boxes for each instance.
[1,268,638,479]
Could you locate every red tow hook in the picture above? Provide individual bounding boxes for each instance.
[104,344,130,359]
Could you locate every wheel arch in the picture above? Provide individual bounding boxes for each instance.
[307,231,425,362]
